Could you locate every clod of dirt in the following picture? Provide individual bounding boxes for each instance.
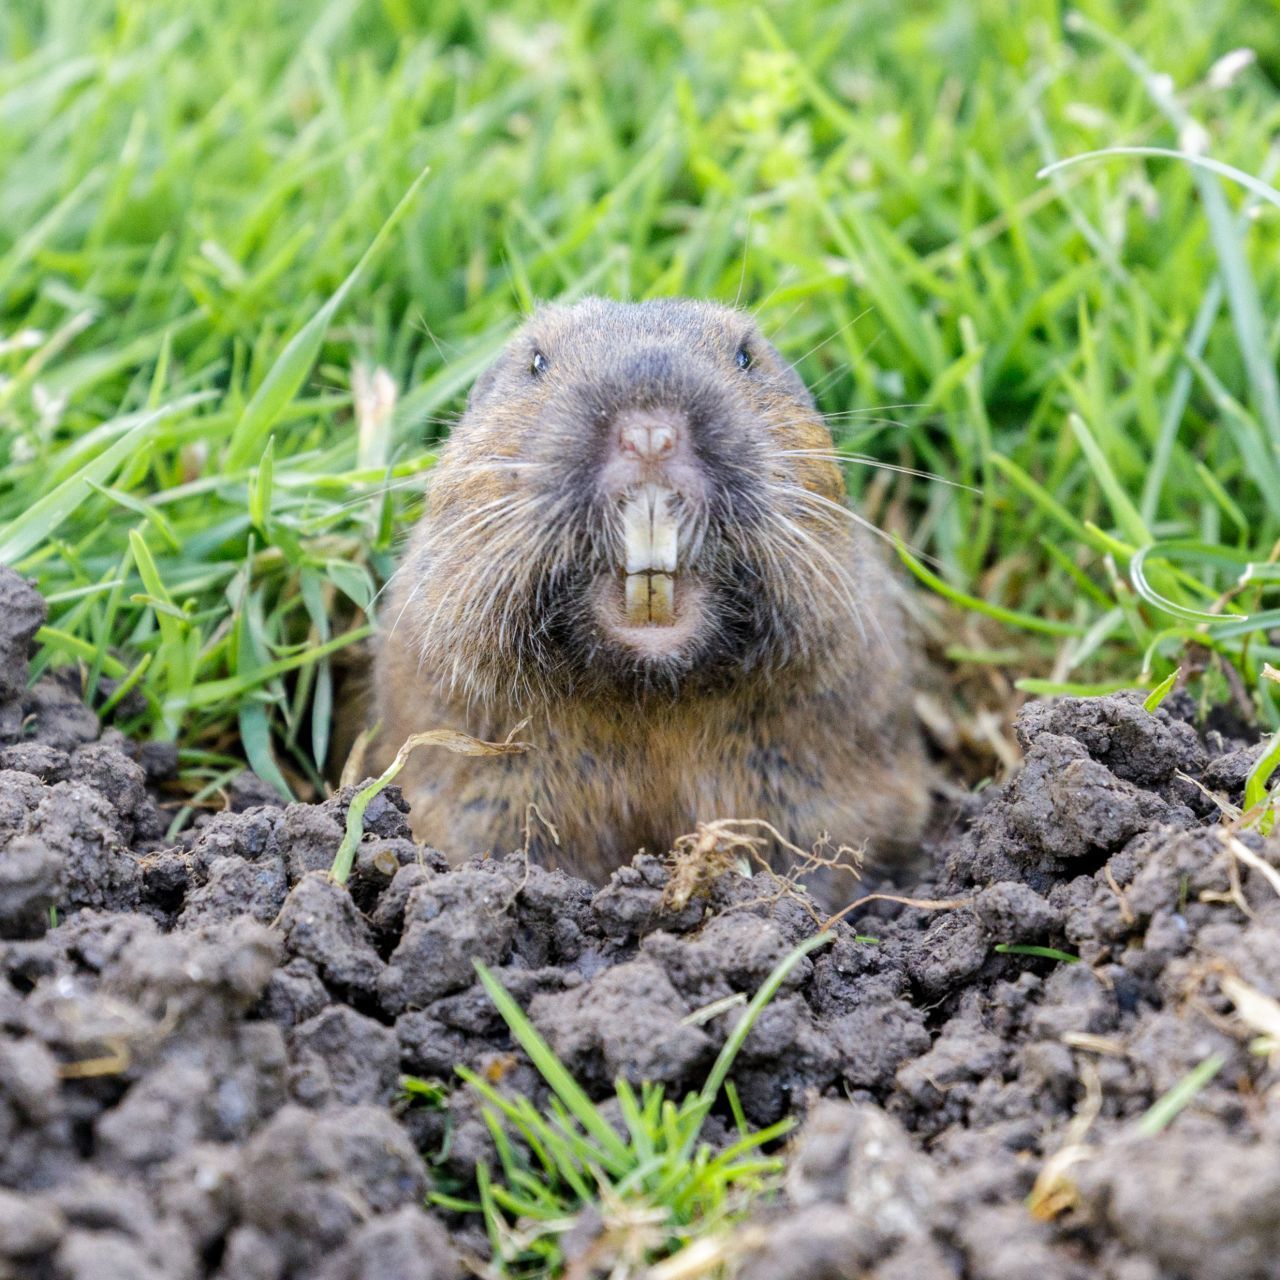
[532,958,714,1091]
[17,671,102,753]
[1074,1125,1280,1280]
[1006,733,1184,862]
[226,1103,443,1276]
[313,1205,461,1280]
[378,863,519,1013]
[1015,694,1207,789]
[973,881,1062,940]
[288,1005,400,1106]
[0,1184,64,1257]
[738,1101,937,1279]
[0,569,47,704]
[0,835,61,937]
[277,872,385,999]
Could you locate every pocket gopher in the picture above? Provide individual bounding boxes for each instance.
[372,298,928,902]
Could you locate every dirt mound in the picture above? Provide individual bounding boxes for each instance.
[1,565,1277,1280]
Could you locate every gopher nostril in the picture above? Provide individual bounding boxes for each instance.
[618,418,679,461]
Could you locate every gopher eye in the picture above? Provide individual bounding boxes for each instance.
[735,345,753,370]
[530,350,550,378]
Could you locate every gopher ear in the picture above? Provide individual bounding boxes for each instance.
[467,359,502,410]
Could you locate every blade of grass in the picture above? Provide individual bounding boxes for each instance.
[473,960,633,1169]
[223,164,430,470]
[1143,667,1181,711]
[994,943,1081,964]
[681,930,833,1159]
[896,540,1082,637]
[1244,731,1280,814]
[1052,15,1280,448]
[1015,676,1141,697]
[0,398,206,566]
[1137,1053,1227,1136]
[1067,413,1150,547]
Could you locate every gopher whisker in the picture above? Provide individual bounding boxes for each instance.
[773,448,977,490]
[818,402,927,417]
[777,483,943,570]
[786,307,875,367]
[761,509,868,646]
[412,493,579,700]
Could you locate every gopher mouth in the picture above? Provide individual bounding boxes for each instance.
[594,484,706,655]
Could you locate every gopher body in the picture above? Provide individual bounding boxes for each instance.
[373,298,928,900]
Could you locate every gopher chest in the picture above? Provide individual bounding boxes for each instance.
[533,713,803,869]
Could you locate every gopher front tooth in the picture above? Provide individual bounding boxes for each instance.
[625,572,650,625]
[623,571,676,626]
[622,498,648,574]
[622,485,678,574]
[648,573,674,624]
[650,491,678,573]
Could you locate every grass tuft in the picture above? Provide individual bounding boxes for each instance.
[452,932,832,1275]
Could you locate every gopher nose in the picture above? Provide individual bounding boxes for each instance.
[600,404,703,500]
[615,408,681,462]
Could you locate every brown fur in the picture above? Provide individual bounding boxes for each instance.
[371,298,928,903]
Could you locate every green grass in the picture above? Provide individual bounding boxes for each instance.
[993,941,1081,964]
[1137,1051,1227,1136]
[4,0,1280,806]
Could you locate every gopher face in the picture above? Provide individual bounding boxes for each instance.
[403,297,865,704]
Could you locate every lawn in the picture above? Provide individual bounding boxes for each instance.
[3,0,1280,800]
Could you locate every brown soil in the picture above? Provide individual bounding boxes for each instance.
[0,566,1277,1280]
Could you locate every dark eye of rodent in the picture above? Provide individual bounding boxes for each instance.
[735,346,753,370]
[530,351,550,378]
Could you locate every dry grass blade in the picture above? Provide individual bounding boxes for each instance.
[1060,1031,1127,1056]
[643,1227,769,1280]
[330,723,530,883]
[1029,1055,1101,1221]
[1221,833,1280,901]
[57,1039,132,1079]
[389,727,531,758]
[338,724,375,790]
[661,817,862,916]
[1175,771,1241,821]
[1028,1144,1094,1222]
[821,891,974,931]
[680,993,748,1028]
[1218,970,1280,1061]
